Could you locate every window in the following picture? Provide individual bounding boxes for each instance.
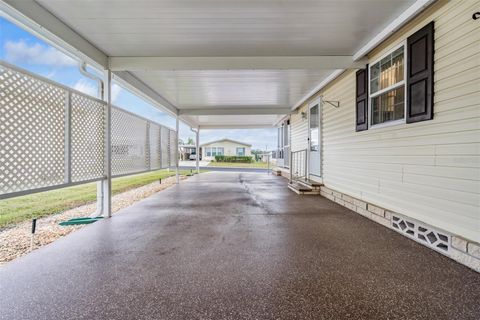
[206,147,224,156]
[236,147,245,156]
[369,45,406,127]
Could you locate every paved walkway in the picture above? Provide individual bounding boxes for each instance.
[1,172,479,320]
[179,160,210,167]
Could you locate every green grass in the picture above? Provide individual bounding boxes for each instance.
[0,169,200,228]
[207,161,273,168]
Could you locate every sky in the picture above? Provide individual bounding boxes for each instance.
[0,16,277,151]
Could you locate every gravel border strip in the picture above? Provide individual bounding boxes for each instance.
[0,175,186,266]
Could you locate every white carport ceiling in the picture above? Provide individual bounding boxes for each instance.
[128,69,334,109]
[16,0,419,128]
[35,0,416,57]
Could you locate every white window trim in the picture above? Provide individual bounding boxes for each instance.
[368,41,407,129]
[236,147,246,156]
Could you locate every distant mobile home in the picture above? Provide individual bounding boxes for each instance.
[200,139,252,161]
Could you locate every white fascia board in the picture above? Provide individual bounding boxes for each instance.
[109,56,366,71]
[353,0,437,60]
[0,0,107,69]
[198,124,275,129]
[112,71,179,118]
[292,69,345,111]
[179,107,291,116]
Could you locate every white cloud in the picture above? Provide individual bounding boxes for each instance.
[42,70,57,79]
[73,81,123,101]
[111,84,122,103]
[4,39,77,67]
[73,79,98,97]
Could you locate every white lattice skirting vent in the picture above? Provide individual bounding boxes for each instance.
[391,215,450,254]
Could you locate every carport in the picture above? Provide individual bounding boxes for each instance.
[0,0,418,215]
[0,0,479,319]
[1,172,479,319]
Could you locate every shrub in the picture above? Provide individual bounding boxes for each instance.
[214,155,254,163]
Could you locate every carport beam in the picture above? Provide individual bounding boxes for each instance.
[103,70,112,217]
[196,129,200,174]
[176,116,179,184]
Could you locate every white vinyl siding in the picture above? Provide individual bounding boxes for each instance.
[290,108,308,152]
[294,0,480,242]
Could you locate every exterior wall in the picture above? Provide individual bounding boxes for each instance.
[202,141,251,160]
[290,108,308,152]
[290,0,480,243]
[320,185,480,272]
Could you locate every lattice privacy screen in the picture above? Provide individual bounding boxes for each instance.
[161,126,170,168]
[71,92,106,182]
[111,108,149,176]
[0,64,66,195]
[149,123,161,170]
[0,62,178,198]
[169,130,178,167]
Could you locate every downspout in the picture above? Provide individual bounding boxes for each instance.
[78,62,106,216]
[78,61,104,100]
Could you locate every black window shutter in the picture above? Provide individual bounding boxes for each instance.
[355,66,368,131]
[406,21,434,123]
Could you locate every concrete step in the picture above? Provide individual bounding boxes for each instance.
[288,182,320,195]
[272,169,282,176]
[295,179,323,190]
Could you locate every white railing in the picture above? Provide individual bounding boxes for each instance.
[0,61,177,199]
[289,149,307,183]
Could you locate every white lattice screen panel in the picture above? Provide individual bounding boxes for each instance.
[169,130,177,167]
[71,93,106,182]
[161,127,170,168]
[112,108,149,176]
[1,62,178,198]
[149,123,161,170]
[0,64,66,195]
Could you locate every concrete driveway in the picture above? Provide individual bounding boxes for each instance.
[1,172,479,320]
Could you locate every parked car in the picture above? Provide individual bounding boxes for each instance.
[189,153,200,160]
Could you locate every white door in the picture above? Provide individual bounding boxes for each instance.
[308,102,321,177]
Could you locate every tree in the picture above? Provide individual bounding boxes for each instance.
[186,137,195,145]
[251,149,263,161]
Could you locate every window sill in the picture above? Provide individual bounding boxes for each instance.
[369,119,405,130]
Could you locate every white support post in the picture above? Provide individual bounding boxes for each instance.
[102,70,112,217]
[195,129,200,174]
[175,116,179,184]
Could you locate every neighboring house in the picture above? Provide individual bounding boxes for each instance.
[258,152,273,163]
[201,139,252,161]
[179,144,198,161]
[275,0,480,269]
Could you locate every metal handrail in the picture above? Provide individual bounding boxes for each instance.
[289,149,307,183]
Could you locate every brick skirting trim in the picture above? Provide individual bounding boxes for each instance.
[320,186,480,273]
